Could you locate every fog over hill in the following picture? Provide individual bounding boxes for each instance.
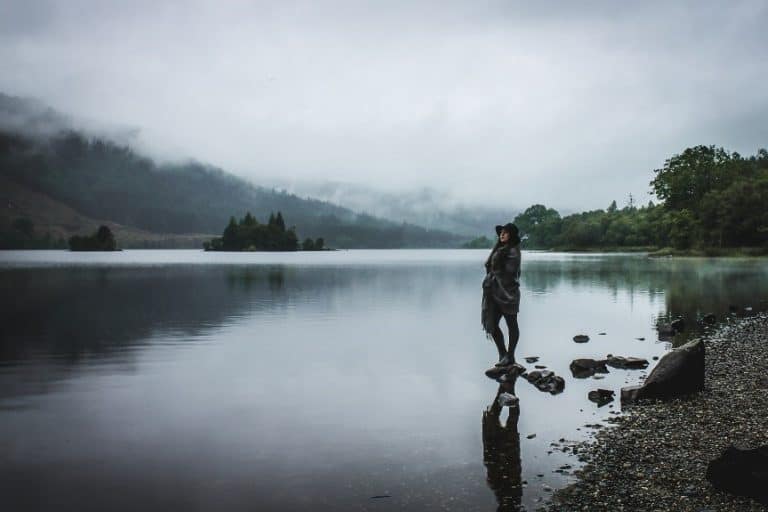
[0,93,467,249]
[276,179,517,237]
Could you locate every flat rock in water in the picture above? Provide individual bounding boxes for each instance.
[573,334,590,343]
[587,388,615,407]
[487,363,526,381]
[570,358,609,378]
[525,370,565,395]
[524,356,539,363]
[706,445,768,504]
[621,338,705,404]
[606,355,649,370]
[485,366,508,379]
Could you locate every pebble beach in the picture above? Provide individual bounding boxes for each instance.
[545,314,768,511]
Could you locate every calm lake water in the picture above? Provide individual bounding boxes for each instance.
[1,250,767,511]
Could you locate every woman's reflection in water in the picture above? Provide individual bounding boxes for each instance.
[482,376,523,512]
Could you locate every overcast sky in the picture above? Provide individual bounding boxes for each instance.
[1,0,767,211]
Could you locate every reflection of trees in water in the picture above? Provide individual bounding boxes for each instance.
[523,257,768,343]
[523,257,668,297]
[483,381,522,512]
[0,267,300,364]
[0,264,477,364]
[659,264,768,345]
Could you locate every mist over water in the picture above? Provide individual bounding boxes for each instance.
[1,250,767,511]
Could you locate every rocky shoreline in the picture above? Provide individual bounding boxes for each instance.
[544,314,768,511]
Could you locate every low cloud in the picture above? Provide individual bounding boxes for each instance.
[1,0,766,210]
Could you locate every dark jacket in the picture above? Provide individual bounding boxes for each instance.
[481,242,521,333]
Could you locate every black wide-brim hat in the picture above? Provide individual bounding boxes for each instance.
[495,223,519,237]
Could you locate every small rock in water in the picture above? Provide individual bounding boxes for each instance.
[524,356,539,363]
[485,366,508,379]
[658,323,675,338]
[598,332,606,335]
[587,388,615,407]
[606,355,649,370]
[703,313,717,324]
[486,362,526,381]
[535,365,547,369]
[635,337,646,341]
[497,392,520,408]
[570,358,609,378]
[671,318,685,332]
[525,370,566,394]
[527,433,536,439]
[573,334,590,343]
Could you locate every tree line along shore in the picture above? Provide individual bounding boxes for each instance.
[510,146,768,254]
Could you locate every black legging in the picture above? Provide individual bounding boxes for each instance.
[491,313,519,360]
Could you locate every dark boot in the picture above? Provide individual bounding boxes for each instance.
[496,352,516,367]
[492,327,507,365]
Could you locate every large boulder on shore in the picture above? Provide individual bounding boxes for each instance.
[621,338,704,404]
[706,445,768,504]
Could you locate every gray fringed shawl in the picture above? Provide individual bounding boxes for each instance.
[481,243,521,336]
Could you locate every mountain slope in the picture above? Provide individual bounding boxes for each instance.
[0,175,212,248]
[0,93,466,248]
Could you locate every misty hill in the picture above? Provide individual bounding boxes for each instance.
[0,174,212,249]
[0,94,465,249]
[276,180,518,237]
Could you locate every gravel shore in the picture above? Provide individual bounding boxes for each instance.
[545,314,768,511]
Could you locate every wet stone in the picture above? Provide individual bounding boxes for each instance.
[606,356,649,370]
[587,388,615,407]
[570,358,609,378]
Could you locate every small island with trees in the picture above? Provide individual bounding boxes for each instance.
[204,211,326,252]
[69,225,118,251]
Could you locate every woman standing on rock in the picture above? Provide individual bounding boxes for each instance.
[482,223,522,366]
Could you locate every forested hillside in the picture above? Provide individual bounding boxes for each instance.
[515,145,768,252]
[0,129,465,248]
